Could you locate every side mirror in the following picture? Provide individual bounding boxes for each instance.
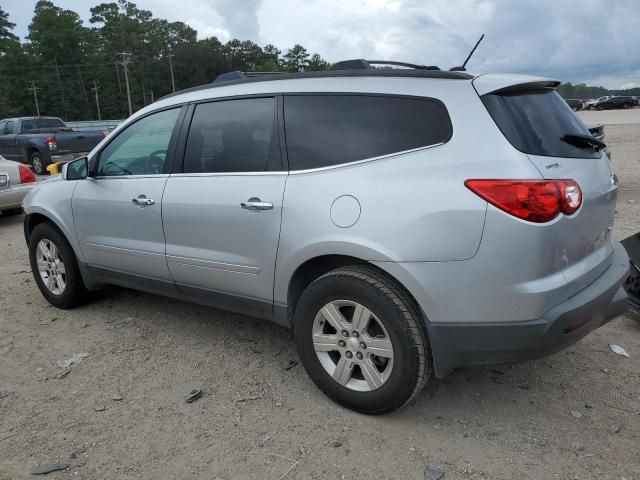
[64,157,88,180]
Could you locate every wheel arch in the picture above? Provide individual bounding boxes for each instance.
[284,254,426,333]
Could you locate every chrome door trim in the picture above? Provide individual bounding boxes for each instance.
[166,254,260,275]
[86,242,165,260]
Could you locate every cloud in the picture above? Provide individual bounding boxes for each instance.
[3,0,638,88]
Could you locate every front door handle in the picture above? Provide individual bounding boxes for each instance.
[241,197,273,211]
[132,195,155,207]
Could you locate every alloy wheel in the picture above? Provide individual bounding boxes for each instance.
[312,300,394,392]
[35,239,66,295]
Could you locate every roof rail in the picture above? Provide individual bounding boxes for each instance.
[214,71,288,83]
[331,59,441,71]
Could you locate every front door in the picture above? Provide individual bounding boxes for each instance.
[162,97,286,317]
[73,107,183,285]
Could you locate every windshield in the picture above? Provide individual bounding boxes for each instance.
[482,89,602,159]
[21,118,67,133]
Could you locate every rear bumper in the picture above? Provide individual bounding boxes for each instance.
[428,241,630,377]
[0,184,32,210]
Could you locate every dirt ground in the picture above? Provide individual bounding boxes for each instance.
[1,113,639,480]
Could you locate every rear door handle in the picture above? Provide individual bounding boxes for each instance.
[241,197,273,211]
[132,195,155,207]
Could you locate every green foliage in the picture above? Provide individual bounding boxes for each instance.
[0,1,331,120]
[557,82,640,99]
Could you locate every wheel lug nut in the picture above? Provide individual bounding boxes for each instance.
[345,351,353,359]
[356,352,363,360]
[341,330,349,337]
[338,340,346,348]
[352,331,359,338]
[360,342,366,349]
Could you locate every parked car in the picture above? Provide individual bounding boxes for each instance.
[22,62,630,414]
[0,117,105,175]
[564,98,583,110]
[591,96,636,110]
[0,155,36,215]
[584,96,614,109]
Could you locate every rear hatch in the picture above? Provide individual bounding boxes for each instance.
[475,75,618,293]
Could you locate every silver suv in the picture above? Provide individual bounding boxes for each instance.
[23,62,630,414]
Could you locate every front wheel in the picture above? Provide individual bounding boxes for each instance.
[294,265,431,414]
[29,222,88,308]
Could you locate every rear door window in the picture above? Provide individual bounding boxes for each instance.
[284,94,451,170]
[482,90,601,159]
[183,97,280,173]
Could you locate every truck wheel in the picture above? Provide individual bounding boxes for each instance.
[30,151,47,175]
[294,265,431,414]
[29,222,88,308]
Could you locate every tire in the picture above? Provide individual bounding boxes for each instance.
[30,150,47,175]
[1,208,22,216]
[294,265,431,414]
[28,222,88,308]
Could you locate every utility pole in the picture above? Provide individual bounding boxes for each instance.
[117,52,133,116]
[27,80,41,116]
[167,53,176,92]
[92,80,102,121]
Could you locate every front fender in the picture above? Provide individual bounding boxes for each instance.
[22,178,83,262]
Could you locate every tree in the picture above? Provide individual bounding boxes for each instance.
[283,44,309,72]
[308,53,330,71]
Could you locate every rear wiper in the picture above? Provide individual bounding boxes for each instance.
[560,133,606,152]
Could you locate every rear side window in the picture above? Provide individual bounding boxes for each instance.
[21,118,65,132]
[5,121,15,134]
[482,90,601,159]
[183,97,281,173]
[284,95,451,170]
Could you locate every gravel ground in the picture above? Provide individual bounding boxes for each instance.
[1,117,639,480]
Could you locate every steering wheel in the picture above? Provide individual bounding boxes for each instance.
[146,149,167,174]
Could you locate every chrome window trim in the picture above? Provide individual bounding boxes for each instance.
[93,174,170,180]
[170,171,287,178]
[288,142,446,175]
[168,143,445,177]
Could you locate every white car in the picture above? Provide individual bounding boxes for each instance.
[0,155,36,215]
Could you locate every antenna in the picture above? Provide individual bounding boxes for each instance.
[450,34,485,72]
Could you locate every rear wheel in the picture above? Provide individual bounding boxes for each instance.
[29,222,87,308]
[294,265,431,414]
[30,150,47,175]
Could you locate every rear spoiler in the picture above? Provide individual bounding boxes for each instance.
[472,73,561,96]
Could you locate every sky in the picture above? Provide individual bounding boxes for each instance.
[3,0,639,89]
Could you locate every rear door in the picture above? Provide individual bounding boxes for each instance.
[479,83,618,290]
[162,97,286,318]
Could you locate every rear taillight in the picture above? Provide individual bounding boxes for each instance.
[45,136,57,151]
[465,179,582,223]
[19,164,36,183]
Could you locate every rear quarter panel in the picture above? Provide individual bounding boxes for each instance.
[273,78,542,305]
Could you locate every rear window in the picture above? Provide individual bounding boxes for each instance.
[21,118,66,132]
[482,90,601,159]
[284,94,451,170]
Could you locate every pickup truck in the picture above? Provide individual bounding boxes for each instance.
[0,117,105,175]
